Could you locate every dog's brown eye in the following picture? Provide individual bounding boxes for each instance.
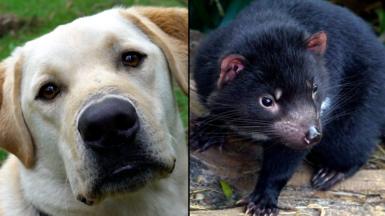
[37,83,60,100]
[121,52,145,67]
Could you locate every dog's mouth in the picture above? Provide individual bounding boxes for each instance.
[108,159,175,181]
[77,156,175,206]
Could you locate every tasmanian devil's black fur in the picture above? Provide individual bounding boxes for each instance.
[191,0,385,215]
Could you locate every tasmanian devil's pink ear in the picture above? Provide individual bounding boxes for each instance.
[121,7,188,95]
[306,31,327,55]
[0,55,35,168]
[217,54,246,89]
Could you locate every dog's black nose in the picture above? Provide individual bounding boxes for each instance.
[78,97,139,148]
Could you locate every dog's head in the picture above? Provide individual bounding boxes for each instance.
[0,7,187,205]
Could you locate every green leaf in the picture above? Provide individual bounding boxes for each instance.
[219,180,233,200]
[376,9,385,34]
[0,151,8,162]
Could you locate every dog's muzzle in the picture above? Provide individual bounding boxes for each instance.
[78,97,139,150]
[75,96,175,202]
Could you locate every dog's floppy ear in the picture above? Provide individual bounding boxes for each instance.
[122,7,188,94]
[0,55,35,168]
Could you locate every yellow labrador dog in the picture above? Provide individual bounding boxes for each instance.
[0,6,187,216]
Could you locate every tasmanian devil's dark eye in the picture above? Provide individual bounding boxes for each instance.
[121,52,145,67]
[260,96,274,107]
[313,84,318,93]
[37,83,60,100]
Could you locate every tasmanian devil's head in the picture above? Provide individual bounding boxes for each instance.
[208,25,329,150]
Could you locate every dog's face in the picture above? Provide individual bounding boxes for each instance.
[0,7,187,205]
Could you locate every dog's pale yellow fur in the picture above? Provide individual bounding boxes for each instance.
[0,7,187,216]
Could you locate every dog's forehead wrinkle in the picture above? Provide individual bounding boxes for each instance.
[72,9,150,42]
[23,11,151,60]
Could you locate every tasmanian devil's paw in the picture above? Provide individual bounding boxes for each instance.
[311,168,346,190]
[238,194,279,216]
[190,116,227,152]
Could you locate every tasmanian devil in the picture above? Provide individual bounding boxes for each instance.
[191,0,385,215]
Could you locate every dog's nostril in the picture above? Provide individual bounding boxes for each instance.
[115,113,137,130]
[81,124,102,142]
[78,97,139,147]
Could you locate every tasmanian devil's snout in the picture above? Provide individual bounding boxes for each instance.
[274,105,321,149]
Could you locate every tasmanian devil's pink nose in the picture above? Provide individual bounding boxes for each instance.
[304,126,322,145]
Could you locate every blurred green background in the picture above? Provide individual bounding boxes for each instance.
[0,0,187,162]
[190,0,385,39]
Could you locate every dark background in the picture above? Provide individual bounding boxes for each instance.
[190,0,385,43]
